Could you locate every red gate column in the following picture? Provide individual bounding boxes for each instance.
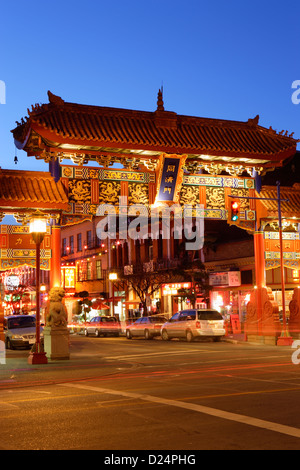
[245,231,266,339]
[254,231,265,336]
[246,230,281,343]
[51,224,61,288]
[254,231,265,289]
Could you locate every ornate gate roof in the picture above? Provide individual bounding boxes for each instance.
[0,169,69,222]
[12,90,298,172]
[257,184,300,220]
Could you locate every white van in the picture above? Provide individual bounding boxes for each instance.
[161,309,225,342]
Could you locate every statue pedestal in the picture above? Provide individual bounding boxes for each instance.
[44,326,70,360]
[245,286,282,344]
[289,288,300,339]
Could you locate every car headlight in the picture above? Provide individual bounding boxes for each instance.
[11,334,23,340]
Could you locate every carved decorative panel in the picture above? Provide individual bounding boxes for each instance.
[180,185,199,207]
[128,183,149,205]
[206,187,226,209]
[99,181,121,205]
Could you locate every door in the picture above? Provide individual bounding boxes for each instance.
[167,312,181,336]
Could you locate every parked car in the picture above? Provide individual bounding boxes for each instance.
[161,309,225,342]
[126,316,169,340]
[4,315,43,350]
[84,316,121,337]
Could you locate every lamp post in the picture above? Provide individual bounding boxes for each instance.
[28,216,48,365]
[109,272,118,317]
[40,283,46,324]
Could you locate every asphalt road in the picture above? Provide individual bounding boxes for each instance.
[0,334,300,451]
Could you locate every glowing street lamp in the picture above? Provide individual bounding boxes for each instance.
[28,215,48,365]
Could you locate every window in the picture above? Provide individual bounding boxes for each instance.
[148,238,153,260]
[169,312,180,322]
[123,242,129,265]
[241,270,253,285]
[111,245,117,268]
[77,233,82,252]
[69,235,74,254]
[87,261,92,280]
[8,317,36,329]
[179,311,196,321]
[117,244,123,267]
[149,316,168,323]
[87,230,92,248]
[102,317,117,323]
[135,240,141,263]
[158,232,163,259]
[62,238,67,256]
[96,260,102,279]
[198,311,223,321]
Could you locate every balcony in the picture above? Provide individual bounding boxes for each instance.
[123,258,181,275]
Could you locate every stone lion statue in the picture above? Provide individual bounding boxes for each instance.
[45,287,68,327]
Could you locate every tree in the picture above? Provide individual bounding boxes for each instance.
[119,265,180,315]
[74,291,92,322]
[174,251,211,308]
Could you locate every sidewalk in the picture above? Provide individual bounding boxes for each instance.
[224,333,247,344]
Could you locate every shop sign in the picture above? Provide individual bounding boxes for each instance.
[61,266,76,289]
[162,282,192,296]
[155,154,187,205]
[230,314,241,334]
[209,271,241,287]
[5,275,20,290]
[228,271,241,286]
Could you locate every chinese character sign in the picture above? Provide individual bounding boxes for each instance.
[61,266,76,289]
[155,154,187,204]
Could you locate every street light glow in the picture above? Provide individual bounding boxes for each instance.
[109,272,118,281]
[29,218,47,234]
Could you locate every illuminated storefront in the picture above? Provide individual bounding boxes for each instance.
[209,271,252,324]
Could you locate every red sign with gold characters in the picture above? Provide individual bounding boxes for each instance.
[0,225,52,270]
[264,232,300,269]
[61,265,76,289]
[162,283,192,296]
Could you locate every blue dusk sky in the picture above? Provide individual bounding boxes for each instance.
[0,0,299,173]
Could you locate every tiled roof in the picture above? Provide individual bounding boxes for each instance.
[257,185,300,219]
[11,91,298,164]
[0,169,69,210]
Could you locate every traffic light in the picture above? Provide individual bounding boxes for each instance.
[230,200,240,222]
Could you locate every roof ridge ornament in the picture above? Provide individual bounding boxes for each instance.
[247,115,260,126]
[47,90,65,105]
[154,87,177,129]
[157,88,164,111]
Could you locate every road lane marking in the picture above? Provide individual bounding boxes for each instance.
[104,349,207,359]
[61,382,300,440]
[0,401,18,410]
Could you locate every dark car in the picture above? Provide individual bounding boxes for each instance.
[84,316,121,337]
[4,315,43,350]
[126,316,169,340]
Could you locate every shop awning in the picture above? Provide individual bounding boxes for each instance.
[91,299,109,310]
[124,300,140,306]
